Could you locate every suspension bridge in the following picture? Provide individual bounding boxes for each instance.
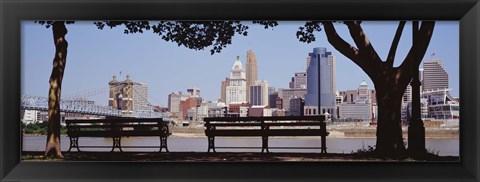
[21,85,166,118]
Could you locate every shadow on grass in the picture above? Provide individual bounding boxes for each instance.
[21,151,459,162]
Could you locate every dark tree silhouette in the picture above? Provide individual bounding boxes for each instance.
[296,21,435,156]
[36,20,433,158]
[36,20,277,158]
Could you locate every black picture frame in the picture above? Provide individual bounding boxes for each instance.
[1,0,478,181]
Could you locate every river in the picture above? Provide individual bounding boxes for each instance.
[22,136,459,156]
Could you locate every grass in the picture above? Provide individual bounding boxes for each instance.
[21,151,458,162]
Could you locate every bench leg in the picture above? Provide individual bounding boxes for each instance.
[111,137,123,152]
[159,136,169,152]
[68,137,80,152]
[207,136,216,153]
[261,136,269,153]
[321,135,327,154]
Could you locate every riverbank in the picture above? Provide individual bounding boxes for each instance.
[21,151,459,162]
[169,126,459,139]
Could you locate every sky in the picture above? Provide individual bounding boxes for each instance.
[21,21,459,107]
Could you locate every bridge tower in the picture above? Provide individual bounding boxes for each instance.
[109,74,134,115]
[109,74,151,117]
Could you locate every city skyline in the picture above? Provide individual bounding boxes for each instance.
[22,21,459,107]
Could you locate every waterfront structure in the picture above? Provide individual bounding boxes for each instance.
[180,97,197,119]
[248,106,273,117]
[250,80,269,106]
[289,72,307,89]
[289,97,305,116]
[187,102,209,122]
[422,89,459,120]
[277,88,307,112]
[168,91,190,118]
[21,110,40,124]
[405,98,429,125]
[228,103,250,116]
[109,74,151,116]
[304,47,336,116]
[338,81,372,121]
[206,101,227,118]
[245,50,258,102]
[423,59,449,92]
[225,56,247,105]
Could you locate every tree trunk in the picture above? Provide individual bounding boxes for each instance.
[374,82,406,157]
[44,21,68,158]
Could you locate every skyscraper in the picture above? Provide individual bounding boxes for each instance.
[289,72,307,89]
[250,80,269,106]
[226,56,247,105]
[220,78,229,103]
[246,50,258,102]
[187,87,201,97]
[423,59,449,92]
[304,47,336,116]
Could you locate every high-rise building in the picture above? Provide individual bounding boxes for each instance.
[304,47,336,116]
[226,56,247,105]
[289,72,307,89]
[187,87,201,97]
[423,59,449,92]
[268,87,276,95]
[246,50,258,102]
[220,78,229,103]
[250,80,269,106]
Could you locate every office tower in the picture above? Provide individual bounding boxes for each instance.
[226,56,247,105]
[268,87,276,95]
[187,87,201,97]
[304,47,336,116]
[423,59,449,92]
[289,72,308,89]
[220,78,229,103]
[246,50,258,102]
[250,80,269,106]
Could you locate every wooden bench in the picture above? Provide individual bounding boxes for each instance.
[66,118,171,152]
[204,115,329,153]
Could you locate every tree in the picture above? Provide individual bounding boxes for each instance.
[296,21,435,156]
[37,20,277,158]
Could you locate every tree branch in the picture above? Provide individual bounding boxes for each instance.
[321,21,362,65]
[401,21,434,68]
[344,21,383,65]
[399,21,435,84]
[386,21,406,67]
